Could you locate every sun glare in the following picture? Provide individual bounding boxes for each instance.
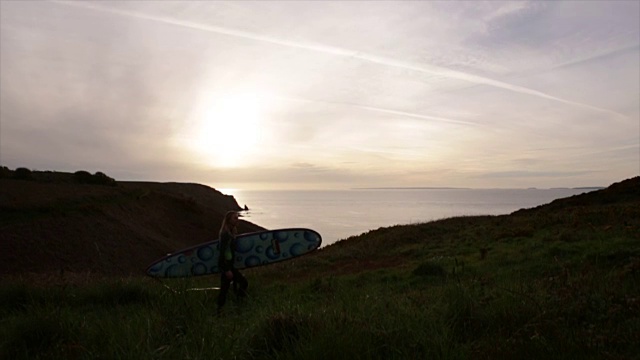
[188,91,265,168]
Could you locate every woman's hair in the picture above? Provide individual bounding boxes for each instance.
[219,211,238,236]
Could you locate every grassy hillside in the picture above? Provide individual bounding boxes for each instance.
[0,175,638,359]
[0,169,263,277]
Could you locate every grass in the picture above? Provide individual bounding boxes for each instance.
[1,180,639,359]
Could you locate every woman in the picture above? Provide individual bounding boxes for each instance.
[217,211,248,314]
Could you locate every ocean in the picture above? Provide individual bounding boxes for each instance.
[230,188,597,247]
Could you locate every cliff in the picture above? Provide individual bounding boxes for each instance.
[0,173,264,276]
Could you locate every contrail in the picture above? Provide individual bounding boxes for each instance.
[354,104,477,126]
[277,96,477,126]
[52,0,627,119]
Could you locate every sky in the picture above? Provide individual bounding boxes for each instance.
[1,1,639,190]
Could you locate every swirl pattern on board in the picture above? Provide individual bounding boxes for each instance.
[146,228,322,278]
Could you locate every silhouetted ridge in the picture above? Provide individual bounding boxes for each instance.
[514,176,639,215]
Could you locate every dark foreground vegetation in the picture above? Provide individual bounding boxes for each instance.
[1,174,638,359]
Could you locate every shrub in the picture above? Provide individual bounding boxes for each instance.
[73,170,117,186]
[73,170,93,184]
[0,166,11,178]
[13,167,32,180]
[93,171,117,186]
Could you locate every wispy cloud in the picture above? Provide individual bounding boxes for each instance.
[477,170,598,179]
[2,1,637,189]
[277,96,477,126]
[52,0,627,119]
[542,44,640,73]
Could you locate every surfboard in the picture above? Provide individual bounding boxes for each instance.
[146,228,322,278]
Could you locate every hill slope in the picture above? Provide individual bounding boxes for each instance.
[2,173,638,279]
[1,175,638,359]
[259,176,639,282]
[0,177,263,276]
[240,177,639,358]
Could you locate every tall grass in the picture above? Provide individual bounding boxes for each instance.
[1,259,637,359]
[2,187,639,359]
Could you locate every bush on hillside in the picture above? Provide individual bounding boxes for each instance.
[14,167,33,180]
[73,170,117,186]
[93,171,117,186]
[73,170,93,184]
[0,166,11,179]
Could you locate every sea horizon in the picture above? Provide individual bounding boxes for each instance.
[351,186,605,190]
[229,187,598,247]
[218,185,606,195]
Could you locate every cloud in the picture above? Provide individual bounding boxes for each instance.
[534,44,640,74]
[52,0,627,119]
[476,170,599,179]
[2,1,637,189]
[277,96,477,126]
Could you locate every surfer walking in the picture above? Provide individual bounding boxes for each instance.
[217,211,248,314]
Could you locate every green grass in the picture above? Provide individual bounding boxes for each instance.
[2,186,639,359]
[2,258,637,359]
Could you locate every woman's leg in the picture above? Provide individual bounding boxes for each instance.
[217,272,232,312]
[233,270,248,297]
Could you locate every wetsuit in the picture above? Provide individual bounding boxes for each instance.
[217,228,248,310]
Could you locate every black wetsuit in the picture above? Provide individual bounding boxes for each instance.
[217,228,248,310]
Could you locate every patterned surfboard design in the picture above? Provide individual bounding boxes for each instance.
[146,228,322,278]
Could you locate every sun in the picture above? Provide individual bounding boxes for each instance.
[187,91,265,168]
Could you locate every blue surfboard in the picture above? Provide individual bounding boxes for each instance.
[146,228,322,278]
